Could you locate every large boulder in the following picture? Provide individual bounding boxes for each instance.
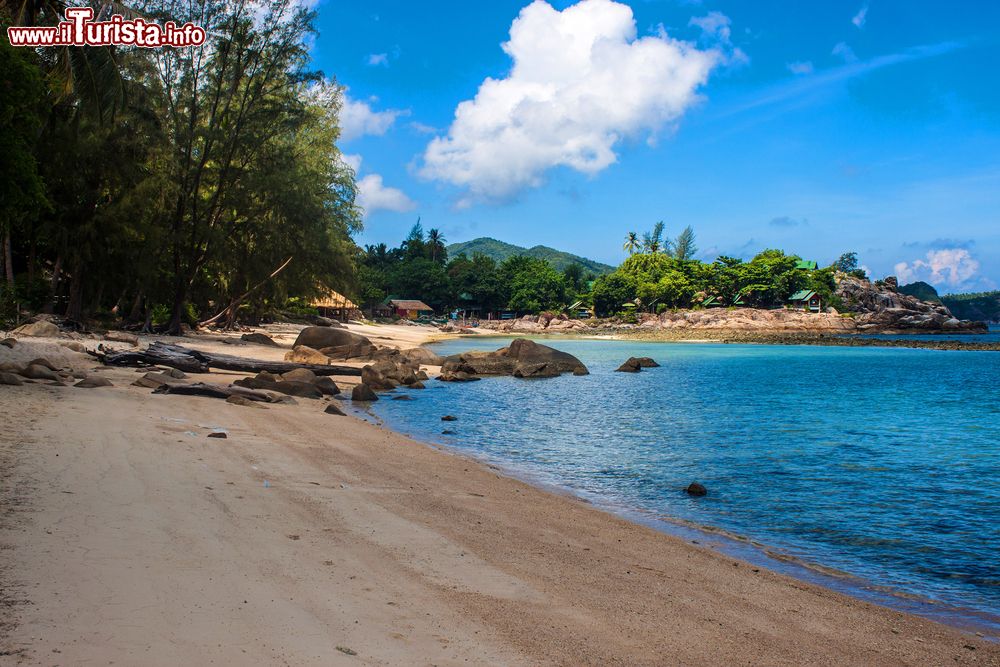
[401,347,445,366]
[284,345,330,365]
[241,332,278,346]
[293,326,371,352]
[351,383,379,402]
[13,321,61,338]
[616,356,660,372]
[440,339,588,380]
[232,375,322,399]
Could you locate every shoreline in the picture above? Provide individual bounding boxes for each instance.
[2,327,998,664]
[368,401,1000,640]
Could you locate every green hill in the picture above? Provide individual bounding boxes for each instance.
[446,237,615,275]
[899,281,942,303]
[941,290,1000,323]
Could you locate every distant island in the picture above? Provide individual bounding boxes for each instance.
[446,237,615,275]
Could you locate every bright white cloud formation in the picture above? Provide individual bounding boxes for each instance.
[894,248,980,288]
[852,4,869,28]
[343,154,416,218]
[339,91,404,142]
[786,60,814,75]
[420,0,722,204]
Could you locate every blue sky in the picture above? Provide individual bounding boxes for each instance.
[310,0,1000,293]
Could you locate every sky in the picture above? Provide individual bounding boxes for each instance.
[309,0,1000,294]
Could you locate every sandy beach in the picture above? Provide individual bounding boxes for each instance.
[1,324,997,666]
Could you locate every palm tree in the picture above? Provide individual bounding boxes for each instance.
[427,228,447,263]
[623,232,640,255]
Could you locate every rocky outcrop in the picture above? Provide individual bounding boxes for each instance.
[836,275,987,332]
[294,327,375,360]
[479,314,591,334]
[615,357,658,372]
[13,320,61,337]
[440,339,588,381]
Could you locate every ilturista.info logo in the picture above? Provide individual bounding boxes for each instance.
[7,7,206,47]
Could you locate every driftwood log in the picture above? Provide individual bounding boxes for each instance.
[95,341,361,376]
[151,382,279,402]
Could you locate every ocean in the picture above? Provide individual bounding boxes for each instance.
[369,336,1000,632]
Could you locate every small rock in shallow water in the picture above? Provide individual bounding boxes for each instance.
[351,383,379,402]
[441,415,457,421]
[442,429,456,435]
[685,482,708,497]
[392,395,413,401]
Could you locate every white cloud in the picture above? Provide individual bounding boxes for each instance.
[894,248,981,288]
[367,53,389,67]
[688,11,749,66]
[419,0,722,204]
[339,90,405,142]
[344,154,415,218]
[832,41,858,63]
[786,60,814,75]
[852,4,869,29]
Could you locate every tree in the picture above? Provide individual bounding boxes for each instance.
[673,226,697,261]
[426,228,447,264]
[623,232,640,256]
[642,221,667,254]
[591,273,638,317]
[833,252,859,273]
[503,257,566,313]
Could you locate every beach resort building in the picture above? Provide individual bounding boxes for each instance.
[388,298,434,319]
[788,289,822,312]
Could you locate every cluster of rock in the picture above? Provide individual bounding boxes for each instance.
[439,339,589,381]
[835,276,987,332]
[284,326,445,368]
[477,313,590,334]
[0,338,109,388]
[615,357,660,372]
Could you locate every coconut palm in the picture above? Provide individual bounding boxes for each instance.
[623,231,640,255]
[427,228,447,263]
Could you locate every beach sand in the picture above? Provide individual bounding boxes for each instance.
[0,325,996,665]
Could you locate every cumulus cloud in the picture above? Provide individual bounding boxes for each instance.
[420,0,723,204]
[339,91,405,142]
[852,4,869,29]
[786,61,814,75]
[367,53,389,67]
[342,154,416,218]
[893,248,980,288]
[688,11,748,65]
[832,41,858,63]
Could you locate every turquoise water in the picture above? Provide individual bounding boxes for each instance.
[370,338,1000,629]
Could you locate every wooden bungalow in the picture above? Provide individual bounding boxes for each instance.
[795,259,819,271]
[310,289,358,322]
[788,289,822,312]
[388,299,434,320]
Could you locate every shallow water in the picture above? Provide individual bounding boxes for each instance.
[372,337,1000,628]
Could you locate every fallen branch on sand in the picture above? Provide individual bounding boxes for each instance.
[93,341,362,376]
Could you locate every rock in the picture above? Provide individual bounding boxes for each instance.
[21,364,60,381]
[441,429,456,435]
[314,377,341,396]
[12,321,60,337]
[312,316,344,328]
[634,357,660,367]
[104,331,139,346]
[293,327,372,352]
[361,365,397,391]
[441,415,457,421]
[241,332,278,346]
[226,395,264,408]
[133,371,176,389]
[207,432,228,439]
[74,376,113,388]
[0,372,24,386]
[27,357,59,371]
[401,347,445,366]
[232,376,323,399]
[392,395,413,400]
[163,367,187,379]
[1,338,16,348]
[283,345,330,365]
[615,358,642,372]
[685,482,708,497]
[440,339,588,380]
[281,368,317,384]
[59,341,87,353]
[408,381,426,389]
[324,403,346,415]
[351,383,379,402]
[438,371,481,382]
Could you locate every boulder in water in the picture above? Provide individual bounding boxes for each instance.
[351,383,379,402]
[685,482,708,497]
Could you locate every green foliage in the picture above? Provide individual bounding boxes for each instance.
[899,281,942,303]
[941,290,1000,322]
[505,257,567,313]
[592,273,639,317]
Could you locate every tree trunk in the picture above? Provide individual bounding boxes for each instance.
[65,262,84,323]
[3,231,13,286]
[45,255,62,314]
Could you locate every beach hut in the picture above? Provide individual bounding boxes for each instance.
[388,299,434,320]
[310,289,358,322]
[788,289,822,312]
[795,259,819,271]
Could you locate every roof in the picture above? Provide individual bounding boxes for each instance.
[702,296,721,306]
[310,289,357,310]
[789,290,817,301]
[795,260,818,270]
[389,299,433,311]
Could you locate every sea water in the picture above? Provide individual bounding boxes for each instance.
[370,337,1000,629]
